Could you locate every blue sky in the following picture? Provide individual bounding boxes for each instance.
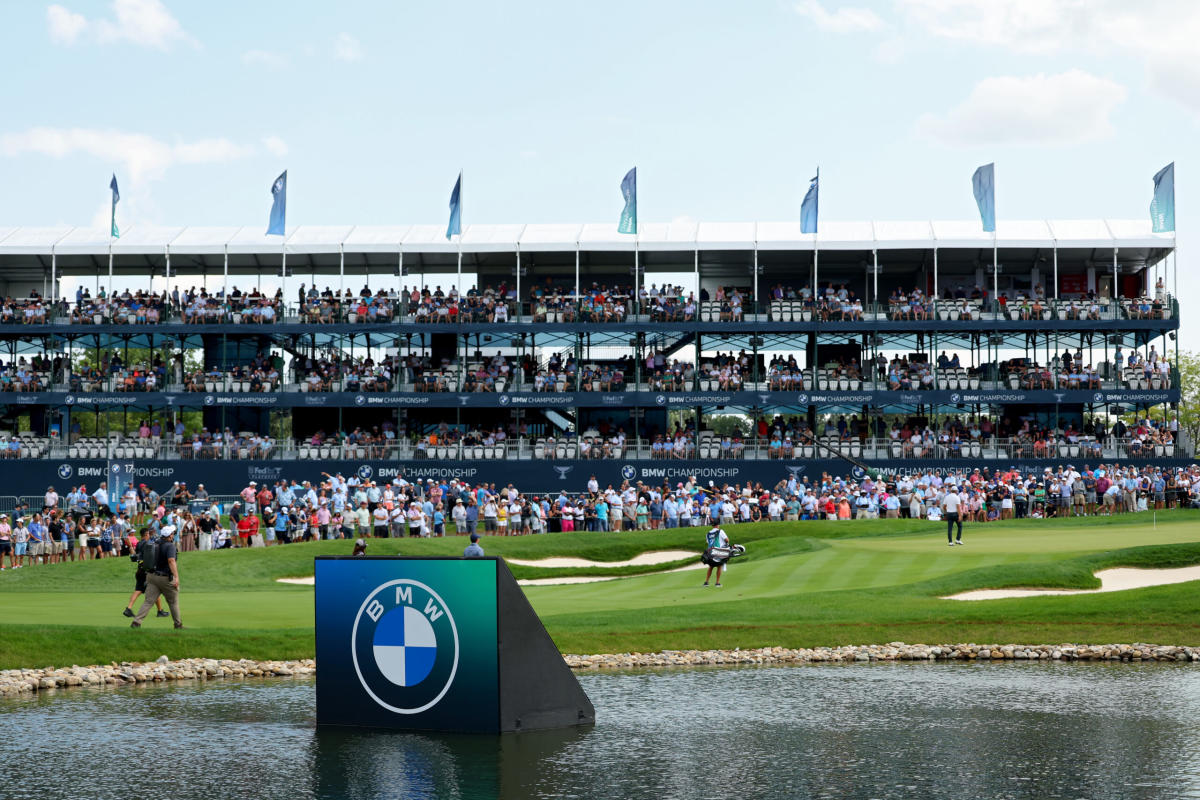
[0,0,1194,341]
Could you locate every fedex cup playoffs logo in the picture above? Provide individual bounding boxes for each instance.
[351,579,460,715]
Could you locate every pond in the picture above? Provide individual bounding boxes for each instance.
[2,662,1198,799]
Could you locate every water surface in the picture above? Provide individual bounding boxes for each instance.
[2,662,1198,799]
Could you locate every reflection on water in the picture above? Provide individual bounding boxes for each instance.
[1,663,1198,800]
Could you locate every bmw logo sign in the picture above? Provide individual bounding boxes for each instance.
[1093,392,1104,403]
[352,580,460,715]
[498,394,511,406]
[355,394,367,406]
[57,464,73,479]
[620,464,637,480]
[204,395,215,406]
[654,395,666,406]
[950,393,961,404]
[852,467,865,479]
[64,395,75,406]
[358,464,373,480]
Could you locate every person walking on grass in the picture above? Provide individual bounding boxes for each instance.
[124,528,168,620]
[130,526,183,630]
[942,482,964,545]
[702,523,730,587]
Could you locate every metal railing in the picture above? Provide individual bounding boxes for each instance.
[3,293,1178,327]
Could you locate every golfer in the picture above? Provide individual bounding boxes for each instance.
[702,524,730,587]
[942,483,963,545]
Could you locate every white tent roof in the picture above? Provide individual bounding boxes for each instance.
[0,220,1174,256]
[342,225,410,253]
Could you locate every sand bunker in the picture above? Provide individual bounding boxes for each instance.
[945,566,1200,601]
[275,550,704,587]
[505,550,698,569]
[518,562,706,586]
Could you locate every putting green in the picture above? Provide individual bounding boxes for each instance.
[1,513,1197,667]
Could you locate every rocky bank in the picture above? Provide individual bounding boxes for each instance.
[2,644,1196,696]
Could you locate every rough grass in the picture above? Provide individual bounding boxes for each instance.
[0,511,1197,669]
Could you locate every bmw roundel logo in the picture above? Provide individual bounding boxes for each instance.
[795,393,809,405]
[351,580,460,715]
[852,467,865,479]
[358,464,373,480]
[498,394,511,406]
[1093,392,1104,403]
[355,394,367,406]
[111,463,121,473]
[64,395,75,405]
[204,394,215,406]
[950,393,961,404]
[620,464,637,480]
[58,464,73,479]
[654,395,666,406]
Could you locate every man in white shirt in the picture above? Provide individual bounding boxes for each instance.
[942,483,963,545]
[92,482,110,518]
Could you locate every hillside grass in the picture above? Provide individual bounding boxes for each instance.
[0,511,1197,668]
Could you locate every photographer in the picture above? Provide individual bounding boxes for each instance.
[123,528,168,619]
[130,526,183,629]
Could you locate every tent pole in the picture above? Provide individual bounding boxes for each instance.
[222,244,229,300]
[1053,241,1058,300]
[992,236,998,316]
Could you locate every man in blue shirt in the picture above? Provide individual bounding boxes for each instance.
[463,533,484,558]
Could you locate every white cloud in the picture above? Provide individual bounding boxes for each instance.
[895,0,1200,113]
[333,32,364,62]
[46,0,196,50]
[242,49,288,69]
[794,0,885,32]
[916,69,1128,146]
[262,136,289,157]
[47,4,87,45]
[0,127,253,183]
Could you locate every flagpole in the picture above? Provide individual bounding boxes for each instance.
[992,235,998,317]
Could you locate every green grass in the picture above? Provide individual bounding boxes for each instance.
[1,512,1199,669]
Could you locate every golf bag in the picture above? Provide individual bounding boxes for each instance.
[701,543,746,567]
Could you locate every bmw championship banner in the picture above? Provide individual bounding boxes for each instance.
[315,557,500,731]
[107,460,132,513]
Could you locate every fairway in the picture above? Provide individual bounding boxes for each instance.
[1,513,1198,669]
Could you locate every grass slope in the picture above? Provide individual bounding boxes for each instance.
[0,513,1197,668]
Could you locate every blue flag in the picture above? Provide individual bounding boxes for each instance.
[618,167,637,234]
[109,174,120,239]
[800,170,819,234]
[1150,162,1175,233]
[972,163,995,233]
[446,171,462,239]
[267,170,287,236]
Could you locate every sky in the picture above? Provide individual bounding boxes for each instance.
[0,0,1194,345]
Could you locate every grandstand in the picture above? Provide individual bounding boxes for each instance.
[0,218,1180,493]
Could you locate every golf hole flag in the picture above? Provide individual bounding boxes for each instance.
[618,167,637,234]
[1151,162,1175,233]
[315,556,593,733]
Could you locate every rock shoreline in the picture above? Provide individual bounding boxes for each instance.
[563,643,1200,668]
[0,657,315,696]
[2,644,1197,696]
